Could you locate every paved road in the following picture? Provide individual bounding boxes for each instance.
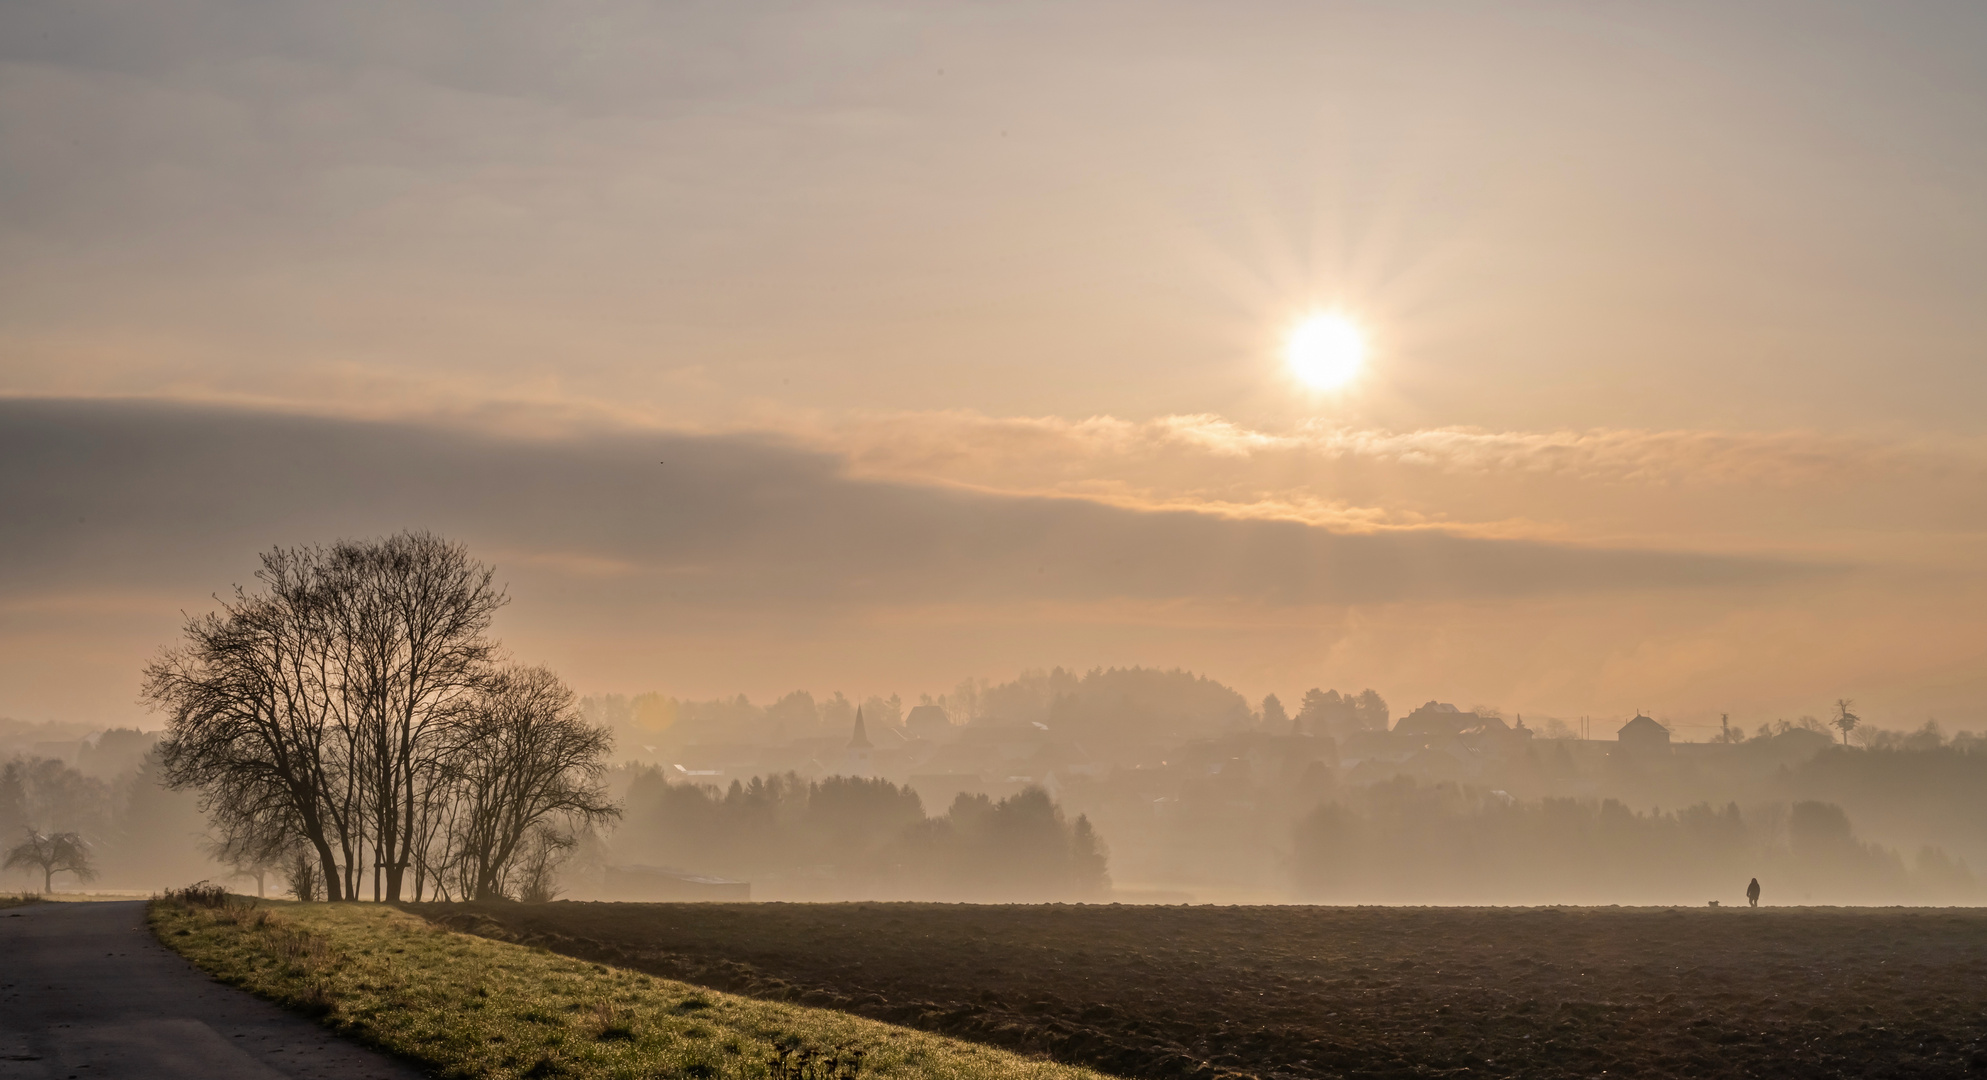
[0,900,428,1079]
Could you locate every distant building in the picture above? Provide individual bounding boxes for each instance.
[668,763,725,780]
[1617,713,1672,755]
[843,707,874,776]
[1394,702,1483,744]
[1374,702,1535,775]
[1337,728,1402,769]
[904,704,952,742]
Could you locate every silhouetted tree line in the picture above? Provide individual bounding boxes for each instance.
[1289,688,1389,737]
[584,668,1275,768]
[142,532,617,902]
[1779,735,1987,875]
[0,749,215,891]
[584,688,904,752]
[615,771,1109,901]
[1292,776,1977,905]
[1,756,108,842]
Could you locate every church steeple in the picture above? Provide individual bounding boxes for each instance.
[843,706,875,777]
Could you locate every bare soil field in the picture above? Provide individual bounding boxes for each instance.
[410,902,1987,1080]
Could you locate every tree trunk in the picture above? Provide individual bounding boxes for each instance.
[312,835,343,902]
[387,731,415,902]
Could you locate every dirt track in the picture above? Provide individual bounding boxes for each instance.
[411,902,1987,1080]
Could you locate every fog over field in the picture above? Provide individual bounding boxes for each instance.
[5,2,1987,914]
[7,631,1983,905]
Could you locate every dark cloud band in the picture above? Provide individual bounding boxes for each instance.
[0,398,1821,610]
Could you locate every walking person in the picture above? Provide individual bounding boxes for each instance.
[1746,877,1761,908]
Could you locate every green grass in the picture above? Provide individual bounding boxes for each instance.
[151,894,1118,1080]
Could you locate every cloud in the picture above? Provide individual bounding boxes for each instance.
[829,409,1987,491]
[0,399,1819,615]
[801,409,1987,551]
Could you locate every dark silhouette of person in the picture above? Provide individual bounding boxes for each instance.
[1746,877,1761,908]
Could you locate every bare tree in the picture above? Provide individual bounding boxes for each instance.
[1833,699,1861,746]
[207,820,292,899]
[146,533,616,905]
[146,551,358,901]
[5,831,97,893]
[512,823,577,903]
[284,847,322,901]
[438,665,618,900]
[202,767,308,900]
[321,532,504,902]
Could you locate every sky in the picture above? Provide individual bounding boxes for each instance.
[3,0,1985,736]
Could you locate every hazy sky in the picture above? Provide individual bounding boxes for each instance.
[3,1,1985,734]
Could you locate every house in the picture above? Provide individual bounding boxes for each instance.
[1394,702,1525,745]
[904,704,954,742]
[1393,701,1482,744]
[1369,702,1538,776]
[668,763,725,780]
[1617,713,1671,755]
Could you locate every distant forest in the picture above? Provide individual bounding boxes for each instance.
[611,772,1108,902]
[586,665,1265,752]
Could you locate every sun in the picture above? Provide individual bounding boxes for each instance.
[1284,312,1366,390]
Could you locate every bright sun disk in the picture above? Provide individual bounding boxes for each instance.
[1285,312,1366,390]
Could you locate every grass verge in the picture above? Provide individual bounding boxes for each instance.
[0,892,41,909]
[151,891,1117,1080]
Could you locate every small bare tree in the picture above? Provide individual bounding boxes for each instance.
[284,847,323,901]
[1833,699,1861,746]
[220,854,278,898]
[513,824,576,903]
[205,799,299,899]
[5,831,97,893]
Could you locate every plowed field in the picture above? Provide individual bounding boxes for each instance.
[409,903,1987,1080]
